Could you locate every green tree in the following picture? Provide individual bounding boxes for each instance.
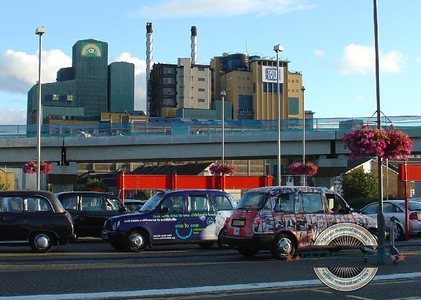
[85,177,109,192]
[342,168,377,209]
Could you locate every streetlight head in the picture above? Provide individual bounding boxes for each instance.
[220,91,226,97]
[273,44,284,53]
[35,26,46,36]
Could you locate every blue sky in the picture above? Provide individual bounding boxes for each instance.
[0,0,419,125]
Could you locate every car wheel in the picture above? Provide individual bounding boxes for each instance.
[271,234,295,260]
[217,231,231,249]
[394,225,405,241]
[198,242,215,249]
[126,230,147,252]
[30,233,53,253]
[237,247,258,257]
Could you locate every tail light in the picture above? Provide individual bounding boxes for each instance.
[409,212,419,221]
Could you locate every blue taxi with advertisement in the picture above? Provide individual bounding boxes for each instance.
[101,189,236,251]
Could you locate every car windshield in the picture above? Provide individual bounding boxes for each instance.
[140,193,165,212]
[237,192,268,210]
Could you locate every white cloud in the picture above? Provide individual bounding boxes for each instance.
[111,53,147,111]
[314,49,325,58]
[340,44,403,75]
[138,0,313,19]
[0,49,71,94]
[0,108,26,125]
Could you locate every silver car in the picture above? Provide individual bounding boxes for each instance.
[360,200,421,240]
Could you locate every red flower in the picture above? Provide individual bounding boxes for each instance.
[23,161,52,174]
[209,162,236,176]
[343,125,412,160]
[288,162,318,176]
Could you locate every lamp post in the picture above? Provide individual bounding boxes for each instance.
[372,0,386,264]
[301,86,306,186]
[274,44,284,186]
[220,91,226,165]
[35,26,45,191]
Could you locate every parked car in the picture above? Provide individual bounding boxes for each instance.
[221,186,378,260]
[123,199,147,212]
[0,190,76,252]
[101,189,236,251]
[56,191,128,238]
[360,199,421,240]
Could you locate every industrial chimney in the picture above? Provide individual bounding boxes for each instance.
[146,22,153,115]
[191,26,197,64]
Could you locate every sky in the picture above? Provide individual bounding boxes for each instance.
[0,0,420,125]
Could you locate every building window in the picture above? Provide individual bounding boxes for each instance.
[67,95,73,102]
[289,97,299,115]
[198,77,205,81]
[198,88,205,92]
[198,98,205,102]
[52,94,59,101]
[198,67,205,71]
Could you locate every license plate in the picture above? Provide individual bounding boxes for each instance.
[232,219,246,227]
[234,227,240,235]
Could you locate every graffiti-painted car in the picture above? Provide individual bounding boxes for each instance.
[101,189,236,251]
[222,186,377,259]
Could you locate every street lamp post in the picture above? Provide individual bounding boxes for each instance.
[274,44,284,186]
[35,26,45,191]
[220,91,226,165]
[372,0,386,265]
[301,86,306,186]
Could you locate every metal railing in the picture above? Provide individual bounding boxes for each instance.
[1,115,421,138]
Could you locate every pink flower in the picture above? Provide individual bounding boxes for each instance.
[288,162,318,176]
[23,161,52,174]
[343,125,412,161]
[209,162,236,176]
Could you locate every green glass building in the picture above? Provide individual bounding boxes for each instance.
[27,39,134,125]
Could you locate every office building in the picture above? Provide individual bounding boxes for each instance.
[27,39,134,125]
[211,53,304,122]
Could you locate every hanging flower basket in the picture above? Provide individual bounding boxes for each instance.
[343,125,412,160]
[23,161,52,175]
[288,161,318,176]
[209,162,236,176]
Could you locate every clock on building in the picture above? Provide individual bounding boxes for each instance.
[81,42,102,57]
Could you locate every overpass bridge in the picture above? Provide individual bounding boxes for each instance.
[1,116,421,166]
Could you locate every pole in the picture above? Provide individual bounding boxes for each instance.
[35,26,45,191]
[302,86,306,186]
[274,44,283,186]
[373,0,386,264]
[220,91,226,165]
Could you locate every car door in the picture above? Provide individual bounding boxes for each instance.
[150,193,186,243]
[296,191,326,246]
[77,194,106,237]
[187,193,215,242]
[0,197,26,242]
[383,202,404,231]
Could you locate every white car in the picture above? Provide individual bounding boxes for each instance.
[360,200,421,240]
